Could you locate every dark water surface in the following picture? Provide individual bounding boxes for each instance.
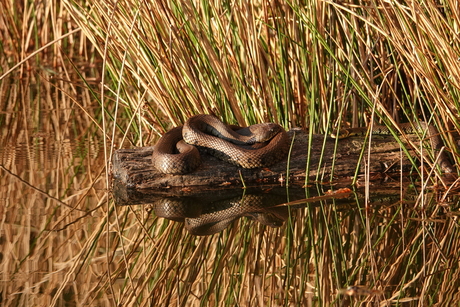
[2,78,460,306]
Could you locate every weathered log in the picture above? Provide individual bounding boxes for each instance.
[112,129,440,189]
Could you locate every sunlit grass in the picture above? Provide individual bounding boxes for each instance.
[63,0,460,173]
[65,0,460,304]
[1,0,460,306]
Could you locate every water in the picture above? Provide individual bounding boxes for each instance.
[2,78,460,306]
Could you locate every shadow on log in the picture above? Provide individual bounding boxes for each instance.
[112,129,436,190]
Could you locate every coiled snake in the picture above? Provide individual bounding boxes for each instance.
[152,114,289,174]
[331,122,454,173]
[152,193,288,236]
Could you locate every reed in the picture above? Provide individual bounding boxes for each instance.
[1,0,460,306]
[63,0,460,173]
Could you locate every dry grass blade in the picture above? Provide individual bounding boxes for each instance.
[2,0,460,306]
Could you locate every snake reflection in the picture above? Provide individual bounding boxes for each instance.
[151,193,289,236]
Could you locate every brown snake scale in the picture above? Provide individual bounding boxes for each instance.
[152,114,289,174]
[153,115,454,174]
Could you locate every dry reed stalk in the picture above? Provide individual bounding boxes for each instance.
[1,0,459,306]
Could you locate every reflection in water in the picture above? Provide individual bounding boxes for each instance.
[1,76,110,306]
[150,192,288,236]
[3,77,460,305]
[0,123,103,172]
[114,182,294,235]
[113,181,404,236]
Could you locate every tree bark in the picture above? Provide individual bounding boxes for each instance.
[112,129,431,189]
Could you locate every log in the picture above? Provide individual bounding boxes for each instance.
[112,129,435,189]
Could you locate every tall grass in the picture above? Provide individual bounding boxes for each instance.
[63,0,460,172]
[2,0,460,306]
[58,0,459,304]
[64,0,346,133]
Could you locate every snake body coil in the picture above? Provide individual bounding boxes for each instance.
[152,114,289,174]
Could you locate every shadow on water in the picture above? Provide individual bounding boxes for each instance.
[131,188,291,236]
[113,179,431,236]
[114,183,301,236]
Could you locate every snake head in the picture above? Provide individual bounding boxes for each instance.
[237,123,284,143]
[331,129,351,139]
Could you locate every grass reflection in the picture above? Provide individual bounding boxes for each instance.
[1,0,460,305]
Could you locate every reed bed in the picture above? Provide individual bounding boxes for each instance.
[61,0,459,187]
[1,0,460,306]
[62,0,460,174]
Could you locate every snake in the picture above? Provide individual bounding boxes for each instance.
[152,193,288,235]
[331,122,454,173]
[152,114,289,174]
